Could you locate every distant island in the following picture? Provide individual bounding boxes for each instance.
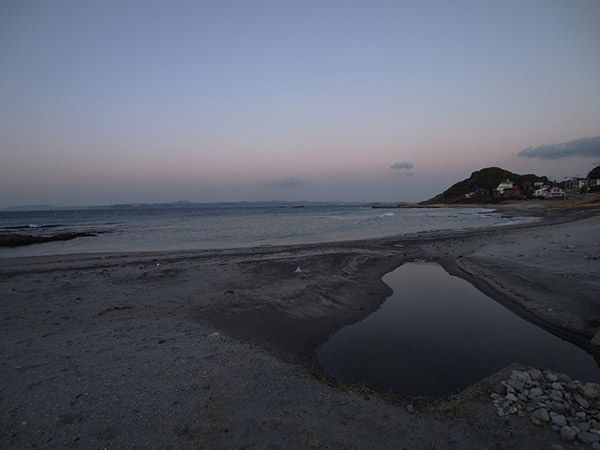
[0,200,363,213]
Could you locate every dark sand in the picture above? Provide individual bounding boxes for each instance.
[1,202,599,449]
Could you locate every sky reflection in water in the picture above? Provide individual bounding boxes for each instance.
[317,262,599,398]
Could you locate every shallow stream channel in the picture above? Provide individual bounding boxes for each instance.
[316,262,600,398]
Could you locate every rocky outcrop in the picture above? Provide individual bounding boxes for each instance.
[0,232,96,247]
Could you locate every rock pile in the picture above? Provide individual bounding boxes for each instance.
[491,368,600,447]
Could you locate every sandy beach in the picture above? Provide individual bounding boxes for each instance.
[1,202,599,449]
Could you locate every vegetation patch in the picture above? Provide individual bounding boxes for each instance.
[421,167,547,204]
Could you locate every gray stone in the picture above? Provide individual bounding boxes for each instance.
[531,407,550,425]
[579,422,591,432]
[527,368,542,381]
[497,407,505,417]
[574,394,591,409]
[528,387,543,399]
[505,393,518,403]
[491,383,506,395]
[560,426,577,441]
[577,431,600,444]
[591,329,600,346]
[550,390,563,401]
[551,382,564,390]
[579,383,600,400]
[551,414,568,427]
[557,373,572,382]
[501,381,515,394]
[546,372,559,382]
[507,378,526,391]
[550,444,565,450]
[511,370,530,382]
[566,381,581,392]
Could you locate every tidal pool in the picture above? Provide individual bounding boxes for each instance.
[316,262,600,398]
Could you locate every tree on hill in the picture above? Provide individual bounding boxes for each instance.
[588,166,600,180]
[421,167,548,204]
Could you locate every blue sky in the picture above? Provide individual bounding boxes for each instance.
[1,0,599,206]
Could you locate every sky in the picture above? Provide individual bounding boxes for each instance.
[1,0,599,207]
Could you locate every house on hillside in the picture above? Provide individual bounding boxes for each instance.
[496,180,514,194]
[534,187,549,198]
[502,185,521,198]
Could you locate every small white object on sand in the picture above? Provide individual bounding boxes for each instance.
[295,267,302,273]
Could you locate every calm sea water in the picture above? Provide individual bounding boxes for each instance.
[316,262,600,398]
[0,205,534,257]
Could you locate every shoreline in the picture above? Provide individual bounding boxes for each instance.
[0,202,540,257]
[1,202,599,448]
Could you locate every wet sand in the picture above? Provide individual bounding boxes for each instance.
[1,202,599,449]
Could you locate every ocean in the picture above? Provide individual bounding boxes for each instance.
[0,205,535,257]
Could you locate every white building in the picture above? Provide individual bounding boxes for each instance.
[544,187,566,199]
[496,180,514,194]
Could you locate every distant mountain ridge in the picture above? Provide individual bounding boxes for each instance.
[1,200,363,212]
[422,167,548,204]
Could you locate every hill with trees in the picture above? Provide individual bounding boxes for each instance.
[421,167,548,204]
[588,166,600,181]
